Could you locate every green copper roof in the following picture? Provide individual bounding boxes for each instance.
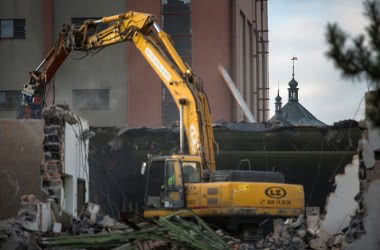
[270,101,326,126]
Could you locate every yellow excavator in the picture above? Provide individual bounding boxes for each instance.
[20,11,304,238]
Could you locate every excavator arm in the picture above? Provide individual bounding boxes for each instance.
[19,25,72,118]
[20,11,216,172]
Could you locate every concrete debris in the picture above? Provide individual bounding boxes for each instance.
[71,203,129,235]
[43,105,78,125]
[0,218,35,250]
[18,200,52,232]
[234,213,344,250]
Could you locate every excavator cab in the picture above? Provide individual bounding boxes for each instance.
[143,155,206,213]
[143,156,186,211]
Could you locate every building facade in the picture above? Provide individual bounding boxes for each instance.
[0,0,269,127]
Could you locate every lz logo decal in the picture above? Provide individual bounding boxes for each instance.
[265,187,287,199]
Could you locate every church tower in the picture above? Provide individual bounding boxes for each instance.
[269,56,326,126]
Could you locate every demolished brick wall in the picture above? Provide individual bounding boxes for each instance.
[40,106,78,209]
[345,120,380,250]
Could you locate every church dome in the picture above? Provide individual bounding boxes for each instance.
[275,94,282,102]
[289,78,298,88]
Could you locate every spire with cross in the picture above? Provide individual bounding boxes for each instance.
[288,56,299,101]
[275,80,282,113]
[291,56,298,79]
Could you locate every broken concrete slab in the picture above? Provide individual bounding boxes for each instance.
[359,140,376,169]
[321,155,360,235]
[366,121,380,151]
[17,201,52,232]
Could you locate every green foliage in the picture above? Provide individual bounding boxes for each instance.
[326,0,380,126]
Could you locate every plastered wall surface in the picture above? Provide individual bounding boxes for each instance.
[0,119,44,219]
[63,118,90,216]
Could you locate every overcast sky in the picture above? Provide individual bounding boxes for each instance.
[268,0,370,125]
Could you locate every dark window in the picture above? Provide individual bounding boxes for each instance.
[72,89,110,110]
[161,0,192,126]
[162,14,191,36]
[162,0,191,12]
[71,17,108,36]
[182,162,201,183]
[161,0,192,65]
[147,160,165,197]
[0,19,26,39]
[77,179,86,214]
[0,90,22,110]
[171,36,192,60]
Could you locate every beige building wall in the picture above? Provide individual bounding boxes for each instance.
[0,0,45,119]
[231,0,269,122]
[52,0,128,127]
[255,0,269,121]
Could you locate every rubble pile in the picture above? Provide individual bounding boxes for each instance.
[0,219,34,250]
[246,207,360,250]
[1,203,238,250]
[253,216,309,250]
[42,207,233,249]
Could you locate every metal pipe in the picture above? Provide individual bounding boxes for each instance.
[153,22,162,33]
[35,58,47,71]
[218,65,256,123]
[179,100,184,154]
